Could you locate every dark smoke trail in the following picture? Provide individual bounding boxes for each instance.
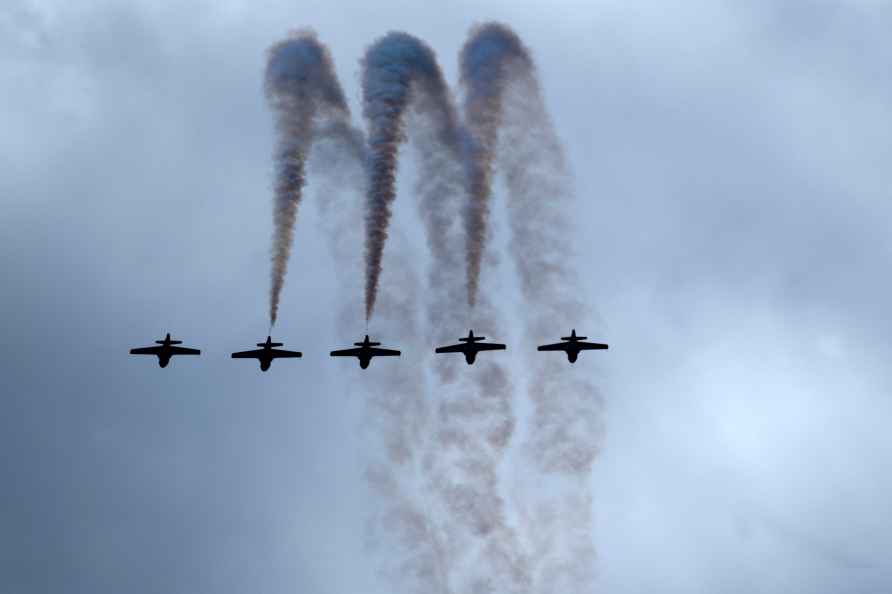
[459,23,532,308]
[361,32,461,321]
[362,38,529,593]
[268,31,456,594]
[266,25,602,594]
[265,30,350,326]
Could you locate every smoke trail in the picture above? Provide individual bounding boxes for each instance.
[361,32,462,321]
[460,23,532,308]
[311,112,449,594]
[360,33,529,593]
[423,305,531,594]
[473,24,604,594]
[264,25,602,594]
[363,36,527,592]
[265,30,350,326]
[266,30,454,594]
[407,109,530,594]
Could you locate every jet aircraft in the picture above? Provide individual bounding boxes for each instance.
[330,335,400,369]
[129,333,200,368]
[435,330,506,365]
[231,336,302,371]
[537,329,607,363]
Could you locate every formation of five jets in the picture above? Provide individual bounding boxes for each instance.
[130,330,608,371]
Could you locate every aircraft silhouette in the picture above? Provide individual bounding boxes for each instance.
[435,330,506,365]
[129,333,200,368]
[537,329,608,363]
[330,335,400,369]
[231,336,302,371]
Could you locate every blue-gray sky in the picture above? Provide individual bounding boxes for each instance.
[2,1,891,593]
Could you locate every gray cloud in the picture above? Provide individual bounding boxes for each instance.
[2,1,891,594]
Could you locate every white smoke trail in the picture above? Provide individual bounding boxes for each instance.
[266,24,604,594]
[498,62,605,594]
[310,120,447,594]
[406,77,530,594]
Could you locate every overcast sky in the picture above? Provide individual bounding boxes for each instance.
[2,1,892,593]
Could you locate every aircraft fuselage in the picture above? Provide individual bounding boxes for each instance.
[435,330,505,365]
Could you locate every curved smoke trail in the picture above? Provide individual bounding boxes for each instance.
[460,23,531,308]
[308,86,447,594]
[407,112,530,594]
[264,24,604,594]
[312,133,444,594]
[361,32,526,593]
[266,30,455,594]
[361,32,462,320]
[360,30,530,594]
[490,28,604,594]
[265,30,350,326]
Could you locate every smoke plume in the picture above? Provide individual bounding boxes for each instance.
[407,109,530,594]
[263,23,604,594]
[459,23,532,308]
[495,36,605,594]
[360,30,531,594]
[265,30,351,326]
[361,32,462,321]
[266,31,452,594]
[310,96,446,594]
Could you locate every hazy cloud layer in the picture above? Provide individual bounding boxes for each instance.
[2,1,891,594]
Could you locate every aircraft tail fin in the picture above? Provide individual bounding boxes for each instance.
[561,330,586,341]
[157,333,182,345]
[258,336,283,347]
[459,330,484,342]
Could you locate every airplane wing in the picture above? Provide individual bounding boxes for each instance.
[475,343,506,351]
[169,346,201,355]
[231,349,264,359]
[268,348,302,358]
[368,347,400,357]
[537,342,569,351]
[435,343,466,354]
[130,346,162,355]
[330,347,363,357]
[577,342,608,350]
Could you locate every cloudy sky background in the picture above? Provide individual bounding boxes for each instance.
[2,0,891,592]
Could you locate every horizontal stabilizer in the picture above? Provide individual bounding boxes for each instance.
[561,335,586,341]
[258,342,283,347]
[157,339,183,345]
